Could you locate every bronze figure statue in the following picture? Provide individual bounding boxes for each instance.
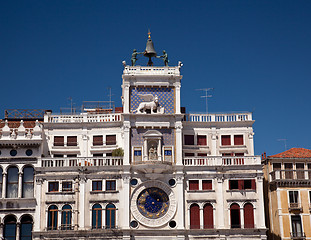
[157,50,169,66]
[131,49,143,66]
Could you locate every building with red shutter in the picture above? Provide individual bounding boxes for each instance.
[0,35,266,240]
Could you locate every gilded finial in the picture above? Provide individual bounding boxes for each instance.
[148,29,151,39]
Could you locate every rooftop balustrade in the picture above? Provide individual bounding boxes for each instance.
[184,113,252,122]
[0,120,42,141]
[45,113,122,123]
[123,65,181,76]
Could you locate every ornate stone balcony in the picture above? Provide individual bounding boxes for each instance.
[123,65,181,76]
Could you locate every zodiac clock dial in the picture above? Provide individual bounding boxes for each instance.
[137,187,169,219]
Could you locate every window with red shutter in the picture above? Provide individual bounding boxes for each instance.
[244,203,254,228]
[190,204,200,229]
[234,135,244,145]
[54,136,64,146]
[197,135,207,145]
[184,135,194,145]
[221,135,231,146]
[93,135,103,146]
[238,180,244,190]
[203,204,213,229]
[189,180,199,190]
[202,180,212,190]
[106,135,116,145]
[67,136,77,146]
[229,180,239,190]
[230,203,241,228]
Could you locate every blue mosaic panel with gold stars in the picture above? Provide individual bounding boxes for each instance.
[131,128,174,146]
[130,87,175,114]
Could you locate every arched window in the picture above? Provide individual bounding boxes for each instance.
[20,215,33,240]
[203,203,213,229]
[22,166,34,198]
[190,203,200,229]
[106,203,116,229]
[4,215,17,240]
[61,205,72,230]
[244,203,254,228]
[230,203,241,228]
[0,167,3,196]
[6,166,18,198]
[47,205,58,230]
[92,204,102,229]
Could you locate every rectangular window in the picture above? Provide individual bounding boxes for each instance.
[92,180,102,191]
[184,135,194,145]
[296,163,305,179]
[202,180,212,190]
[48,182,59,192]
[62,182,72,192]
[291,215,303,238]
[67,136,77,146]
[93,135,103,146]
[54,136,64,146]
[189,180,199,190]
[185,152,195,156]
[197,135,207,145]
[106,135,116,145]
[229,180,239,190]
[106,180,116,191]
[289,191,299,203]
[54,154,64,158]
[221,135,231,146]
[93,153,103,157]
[285,163,293,179]
[234,135,243,145]
[273,163,281,171]
[308,164,311,180]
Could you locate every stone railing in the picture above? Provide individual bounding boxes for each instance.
[183,156,260,166]
[184,113,252,122]
[40,157,123,168]
[270,170,311,181]
[45,113,122,123]
[123,65,180,75]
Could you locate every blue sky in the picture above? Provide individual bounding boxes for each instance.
[1,0,310,156]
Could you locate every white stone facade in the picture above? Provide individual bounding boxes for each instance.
[0,64,266,240]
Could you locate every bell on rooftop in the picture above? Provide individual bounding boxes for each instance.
[143,31,157,66]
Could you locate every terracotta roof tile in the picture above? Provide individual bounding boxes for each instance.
[269,148,311,158]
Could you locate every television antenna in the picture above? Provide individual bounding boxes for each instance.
[277,139,287,151]
[196,88,214,114]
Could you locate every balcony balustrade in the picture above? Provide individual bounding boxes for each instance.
[288,202,303,212]
[123,65,181,76]
[45,113,122,123]
[291,232,306,239]
[183,156,260,166]
[270,170,311,181]
[41,156,123,168]
[184,113,252,122]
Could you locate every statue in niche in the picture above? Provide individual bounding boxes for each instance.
[149,146,158,160]
[134,94,165,114]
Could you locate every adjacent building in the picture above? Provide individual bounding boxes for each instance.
[263,148,311,240]
[0,37,266,240]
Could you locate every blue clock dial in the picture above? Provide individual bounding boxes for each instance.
[137,187,169,219]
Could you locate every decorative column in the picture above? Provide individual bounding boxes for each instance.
[74,178,79,230]
[78,176,87,229]
[122,83,130,113]
[199,205,204,229]
[240,205,244,229]
[2,173,7,198]
[174,82,181,114]
[211,129,217,155]
[248,132,254,156]
[34,178,43,231]
[121,174,130,229]
[18,172,23,198]
[256,176,266,228]
[123,121,131,165]
[16,222,20,240]
[215,176,225,228]
[175,122,183,165]
[176,174,185,229]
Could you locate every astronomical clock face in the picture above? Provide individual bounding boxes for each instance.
[131,180,177,227]
[137,187,169,219]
